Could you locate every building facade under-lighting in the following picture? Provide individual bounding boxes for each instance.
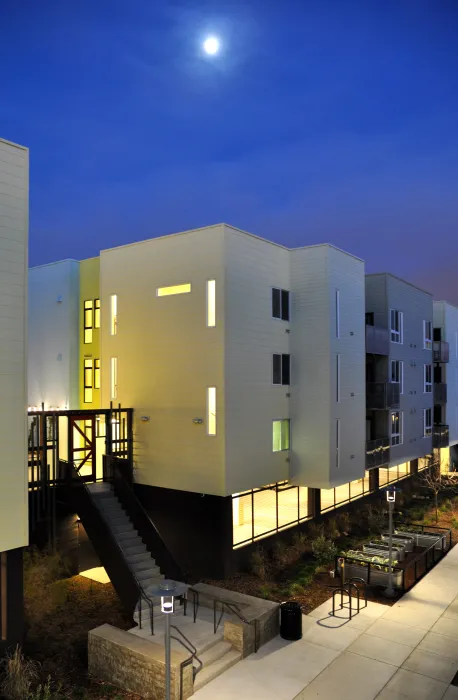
[27,224,458,577]
[0,137,29,650]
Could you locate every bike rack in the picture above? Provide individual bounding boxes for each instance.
[331,577,367,619]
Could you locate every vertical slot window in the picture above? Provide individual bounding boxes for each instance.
[272,419,290,452]
[336,354,340,402]
[110,295,117,336]
[84,359,93,403]
[207,280,216,327]
[336,419,340,468]
[272,354,290,385]
[84,300,93,344]
[111,357,118,400]
[94,299,101,329]
[94,359,100,389]
[207,387,216,436]
[424,364,432,393]
[272,288,290,321]
[424,408,432,437]
[423,320,432,350]
[335,290,340,338]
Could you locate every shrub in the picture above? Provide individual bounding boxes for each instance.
[23,548,71,631]
[451,517,458,530]
[0,646,39,700]
[272,539,298,569]
[251,548,269,580]
[258,584,273,600]
[296,563,315,587]
[367,505,388,534]
[287,582,305,597]
[306,522,325,540]
[311,536,338,567]
[30,676,66,700]
[292,531,310,556]
[335,512,351,536]
[324,518,340,541]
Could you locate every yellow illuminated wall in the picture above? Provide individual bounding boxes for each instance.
[79,257,101,409]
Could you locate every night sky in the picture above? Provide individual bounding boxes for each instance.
[1,1,457,301]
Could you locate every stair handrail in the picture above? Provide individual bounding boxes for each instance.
[63,460,155,635]
[105,456,186,582]
[170,626,203,700]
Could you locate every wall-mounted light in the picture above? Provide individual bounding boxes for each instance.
[193,418,203,425]
[57,295,63,303]
[140,416,150,422]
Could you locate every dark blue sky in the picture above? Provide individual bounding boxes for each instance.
[1,0,457,299]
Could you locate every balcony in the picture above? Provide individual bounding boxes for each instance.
[366,324,389,355]
[433,424,449,449]
[433,341,449,363]
[366,382,401,410]
[434,383,447,404]
[366,437,390,469]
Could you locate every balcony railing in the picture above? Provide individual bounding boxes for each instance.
[366,382,401,410]
[434,383,447,404]
[366,438,390,469]
[365,324,389,355]
[433,424,449,449]
[433,341,449,363]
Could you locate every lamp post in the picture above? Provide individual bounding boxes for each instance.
[385,487,397,598]
[151,580,188,700]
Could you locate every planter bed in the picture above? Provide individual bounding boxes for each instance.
[381,533,415,552]
[365,543,406,561]
[337,559,403,588]
[395,529,447,551]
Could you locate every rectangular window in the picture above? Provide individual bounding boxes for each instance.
[84,358,93,403]
[391,411,403,446]
[157,283,191,297]
[84,300,93,344]
[423,320,432,350]
[110,357,118,400]
[336,354,340,402]
[391,360,403,394]
[207,387,216,436]
[456,331,458,360]
[272,288,290,321]
[424,364,432,393]
[272,354,290,385]
[336,290,340,339]
[273,419,290,452]
[424,408,432,437]
[336,419,340,468]
[94,299,101,329]
[94,359,100,389]
[390,309,403,343]
[110,295,117,335]
[207,280,216,327]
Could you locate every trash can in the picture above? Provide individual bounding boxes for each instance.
[280,601,302,641]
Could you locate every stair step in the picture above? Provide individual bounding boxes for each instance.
[125,551,156,565]
[117,530,140,543]
[130,558,158,573]
[193,650,242,692]
[197,641,233,669]
[121,543,147,556]
[136,574,165,590]
[112,523,135,534]
[136,566,162,580]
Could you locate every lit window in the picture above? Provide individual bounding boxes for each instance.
[424,364,432,393]
[207,387,216,436]
[423,320,432,350]
[94,299,101,329]
[84,359,93,403]
[110,357,118,400]
[273,419,290,452]
[272,288,290,321]
[391,360,403,394]
[94,359,100,389]
[157,283,191,297]
[424,408,432,437]
[390,309,403,343]
[336,354,340,402]
[110,295,117,335]
[336,419,340,468]
[207,280,216,327]
[84,301,93,344]
[336,290,340,339]
[272,354,290,385]
[391,411,402,446]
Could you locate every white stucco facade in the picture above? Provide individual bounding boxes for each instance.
[0,138,29,552]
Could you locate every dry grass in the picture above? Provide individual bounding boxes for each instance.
[0,646,40,700]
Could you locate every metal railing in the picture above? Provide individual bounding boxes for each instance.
[433,424,449,449]
[434,383,447,404]
[64,460,155,635]
[366,382,400,410]
[170,626,203,700]
[189,588,259,653]
[433,340,450,363]
[365,324,389,355]
[366,437,390,468]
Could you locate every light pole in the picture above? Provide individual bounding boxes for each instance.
[385,487,397,598]
[151,580,188,700]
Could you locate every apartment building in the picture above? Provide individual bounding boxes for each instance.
[433,301,458,470]
[0,137,29,650]
[27,225,456,577]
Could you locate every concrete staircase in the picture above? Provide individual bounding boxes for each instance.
[87,483,165,623]
[193,639,241,692]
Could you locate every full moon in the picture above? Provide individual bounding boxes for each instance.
[203,36,220,55]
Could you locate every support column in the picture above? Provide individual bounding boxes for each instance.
[308,488,321,519]
[369,468,379,492]
[410,458,419,476]
[0,548,24,654]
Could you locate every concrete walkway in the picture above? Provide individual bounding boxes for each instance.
[193,544,458,700]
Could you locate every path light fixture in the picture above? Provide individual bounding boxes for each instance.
[151,580,188,700]
[385,487,397,598]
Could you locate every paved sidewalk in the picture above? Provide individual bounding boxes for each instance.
[193,544,458,700]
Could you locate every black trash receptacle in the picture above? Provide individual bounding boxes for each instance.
[280,601,302,641]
